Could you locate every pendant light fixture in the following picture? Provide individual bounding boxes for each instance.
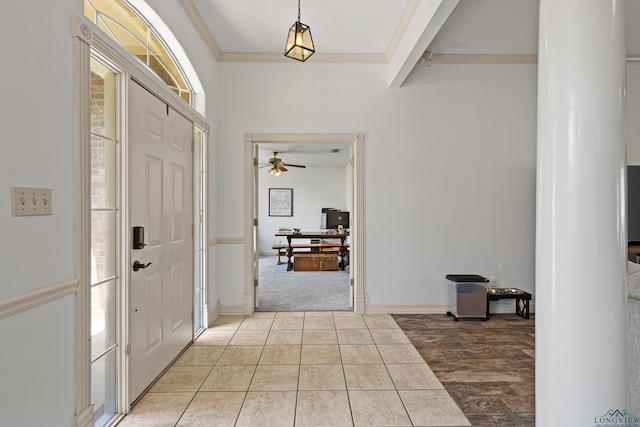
[284,0,315,62]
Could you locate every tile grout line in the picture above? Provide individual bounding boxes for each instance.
[135,312,472,427]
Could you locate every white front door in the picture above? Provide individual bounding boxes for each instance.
[129,80,194,402]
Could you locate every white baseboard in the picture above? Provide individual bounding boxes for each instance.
[365,304,449,315]
[210,303,535,317]
[207,304,219,328]
[259,251,278,257]
[75,404,94,427]
[218,304,245,315]
[365,303,535,316]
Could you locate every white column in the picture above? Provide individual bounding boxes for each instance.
[536,1,628,425]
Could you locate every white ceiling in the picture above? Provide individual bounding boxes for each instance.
[189,0,640,59]
[192,0,412,55]
[186,0,640,167]
[258,144,351,168]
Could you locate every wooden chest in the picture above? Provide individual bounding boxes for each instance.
[294,253,338,271]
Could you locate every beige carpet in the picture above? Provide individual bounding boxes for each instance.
[257,255,350,311]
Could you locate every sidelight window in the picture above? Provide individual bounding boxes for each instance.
[90,57,119,427]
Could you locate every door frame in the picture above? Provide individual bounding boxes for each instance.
[73,16,210,421]
[243,133,365,314]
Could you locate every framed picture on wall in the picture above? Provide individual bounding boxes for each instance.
[269,188,293,217]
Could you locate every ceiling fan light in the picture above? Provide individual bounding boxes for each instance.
[285,21,315,62]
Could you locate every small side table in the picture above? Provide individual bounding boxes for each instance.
[486,288,531,319]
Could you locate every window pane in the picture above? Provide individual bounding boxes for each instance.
[91,137,117,209]
[92,349,117,427]
[194,131,202,170]
[88,0,147,42]
[194,210,202,250]
[91,211,117,282]
[194,250,202,291]
[91,279,116,360]
[90,61,117,140]
[194,170,202,211]
[149,54,178,89]
[149,32,188,91]
[84,0,97,22]
[85,0,193,105]
[103,17,148,64]
[194,289,202,332]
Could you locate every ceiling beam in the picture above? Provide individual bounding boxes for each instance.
[388,0,459,87]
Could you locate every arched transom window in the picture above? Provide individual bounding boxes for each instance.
[84,0,192,104]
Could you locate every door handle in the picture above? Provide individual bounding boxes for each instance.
[133,261,152,272]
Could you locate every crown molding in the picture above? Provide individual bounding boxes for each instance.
[431,53,538,65]
[218,52,387,64]
[178,0,222,61]
[385,0,421,61]
[178,0,536,66]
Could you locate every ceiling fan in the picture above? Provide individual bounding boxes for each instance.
[261,152,306,175]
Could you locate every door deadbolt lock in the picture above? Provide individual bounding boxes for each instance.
[133,226,146,249]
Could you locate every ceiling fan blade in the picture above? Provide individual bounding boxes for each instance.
[277,164,288,172]
[282,163,306,168]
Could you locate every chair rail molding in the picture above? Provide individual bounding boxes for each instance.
[0,279,79,319]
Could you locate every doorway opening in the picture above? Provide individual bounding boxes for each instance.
[243,133,364,315]
[255,143,351,311]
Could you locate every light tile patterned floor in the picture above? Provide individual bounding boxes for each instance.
[119,312,470,427]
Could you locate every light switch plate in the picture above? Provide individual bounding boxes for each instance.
[11,187,53,216]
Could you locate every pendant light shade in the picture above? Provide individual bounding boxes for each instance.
[284,0,315,62]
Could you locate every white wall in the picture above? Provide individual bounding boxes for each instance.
[3,2,640,423]
[258,165,348,253]
[0,1,81,425]
[0,1,220,425]
[217,62,538,310]
[0,296,76,426]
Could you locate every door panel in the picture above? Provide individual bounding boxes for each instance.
[171,263,186,331]
[130,80,193,403]
[146,157,163,245]
[172,164,185,242]
[145,273,163,350]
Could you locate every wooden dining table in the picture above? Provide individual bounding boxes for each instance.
[275,231,349,271]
